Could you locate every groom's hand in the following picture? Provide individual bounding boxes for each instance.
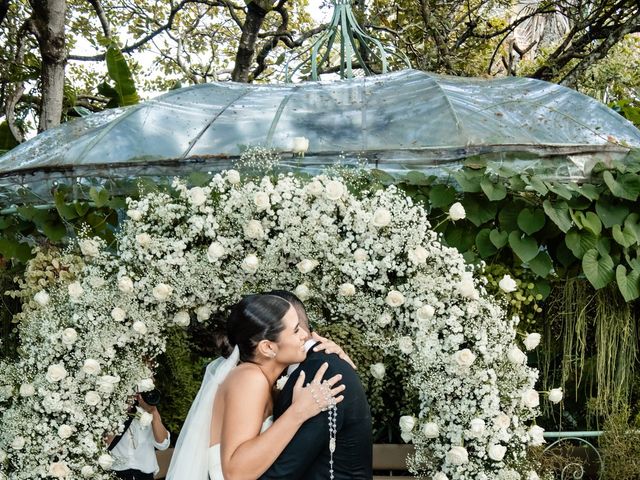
[311,332,357,369]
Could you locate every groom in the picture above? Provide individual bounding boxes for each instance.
[259,291,372,480]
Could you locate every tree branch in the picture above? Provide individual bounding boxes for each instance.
[85,0,111,38]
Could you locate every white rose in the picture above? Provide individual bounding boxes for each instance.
[152,283,173,301]
[371,207,392,228]
[254,192,271,211]
[448,202,466,221]
[386,290,405,307]
[68,281,84,300]
[400,431,413,443]
[0,449,6,462]
[433,473,449,480]
[244,219,265,240]
[292,136,310,154]
[61,327,78,346]
[34,290,50,306]
[377,313,392,327]
[522,389,540,408]
[226,169,241,185]
[399,415,416,433]
[527,471,541,480]
[173,311,191,327]
[136,233,151,248]
[457,272,478,300]
[446,446,469,465]
[528,425,546,446]
[469,418,485,437]
[422,422,439,438]
[398,336,414,354]
[118,276,134,293]
[132,321,148,335]
[82,359,101,375]
[98,453,114,470]
[296,259,319,274]
[499,274,518,293]
[126,208,142,221]
[353,248,368,262]
[338,283,356,297]
[408,245,428,264]
[454,349,476,367]
[488,444,507,461]
[19,383,35,397]
[189,186,207,206]
[84,390,101,406]
[307,180,324,196]
[548,388,563,404]
[196,306,212,322]
[507,347,527,364]
[111,307,127,322]
[523,333,542,351]
[79,238,100,257]
[138,378,155,392]
[324,180,345,201]
[97,375,120,394]
[89,275,105,288]
[416,305,435,322]
[48,462,71,478]
[294,284,310,301]
[137,407,154,428]
[207,242,225,261]
[241,254,260,273]
[80,466,95,477]
[46,364,67,383]
[370,363,385,380]
[11,436,26,450]
[494,413,511,430]
[58,425,73,439]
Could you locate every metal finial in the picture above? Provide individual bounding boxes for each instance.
[285,0,411,81]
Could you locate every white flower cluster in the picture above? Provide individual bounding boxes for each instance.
[0,171,556,479]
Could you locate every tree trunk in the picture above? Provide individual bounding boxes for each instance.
[231,2,268,83]
[30,0,67,132]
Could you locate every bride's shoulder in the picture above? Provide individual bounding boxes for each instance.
[223,364,270,393]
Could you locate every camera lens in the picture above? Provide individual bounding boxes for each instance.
[140,389,161,406]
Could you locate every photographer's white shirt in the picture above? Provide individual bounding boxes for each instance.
[111,417,170,474]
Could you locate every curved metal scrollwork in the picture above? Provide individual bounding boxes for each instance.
[543,436,603,480]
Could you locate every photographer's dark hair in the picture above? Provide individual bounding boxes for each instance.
[219,294,291,362]
[267,290,310,331]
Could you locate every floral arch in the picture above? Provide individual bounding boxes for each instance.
[0,170,547,480]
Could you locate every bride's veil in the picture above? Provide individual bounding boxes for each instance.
[166,346,240,480]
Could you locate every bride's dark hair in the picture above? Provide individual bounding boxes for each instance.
[218,294,291,362]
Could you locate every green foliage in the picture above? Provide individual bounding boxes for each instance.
[97,43,140,108]
[600,408,640,480]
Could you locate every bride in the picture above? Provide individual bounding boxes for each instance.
[166,294,346,480]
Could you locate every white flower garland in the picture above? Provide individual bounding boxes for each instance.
[0,171,553,479]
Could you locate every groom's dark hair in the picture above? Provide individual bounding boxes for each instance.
[267,290,311,332]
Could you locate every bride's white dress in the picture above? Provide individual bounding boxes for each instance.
[207,416,273,480]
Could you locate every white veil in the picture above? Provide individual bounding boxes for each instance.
[166,346,240,480]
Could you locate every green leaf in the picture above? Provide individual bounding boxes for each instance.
[523,176,548,195]
[595,201,629,228]
[555,241,577,268]
[624,213,640,243]
[565,229,598,259]
[582,248,615,289]
[499,202,524,232]
[480,178,507,201]
[105,44,140,106]
[0,121,19,151]
[452,169,483,193]
[42,222,67,242]
[616,265,640,302]
[475,229,498,258]
[444,223,475,252]
[517,208,546,235]
[543,200,572,233]
[581,211,602,236]
[188,172,211,187]
[429,184,457,209]
[546,181,573,200]
[54,190,78,220]
[371,169,395,185]
[89,187,110,208]
[463,197,498,227]
[612,224,637,248]
[508,231,539,263]
[529,250,553,277]
[533,279,551,300]
[569,182,600,201]
[403,171,429,185]
[74,202,90,217]
[603,171,640,201]
[509,176,527,191]
[489,229,508,249]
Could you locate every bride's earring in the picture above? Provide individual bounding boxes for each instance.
[268,350,276,359]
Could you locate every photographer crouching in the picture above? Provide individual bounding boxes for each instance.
[108,390,170,480]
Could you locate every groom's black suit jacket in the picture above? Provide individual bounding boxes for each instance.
[259,344,373,480]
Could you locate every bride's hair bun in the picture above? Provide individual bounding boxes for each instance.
[212,329,235,358]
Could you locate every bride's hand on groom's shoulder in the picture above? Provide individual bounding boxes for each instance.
[311,332,357,370]
[291,362,345,422]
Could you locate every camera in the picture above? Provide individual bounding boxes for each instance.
[140,389,161,406]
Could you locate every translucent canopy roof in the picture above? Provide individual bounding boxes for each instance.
[1,69,639,203]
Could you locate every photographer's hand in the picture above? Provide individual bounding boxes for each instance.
[136,394,169,445]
